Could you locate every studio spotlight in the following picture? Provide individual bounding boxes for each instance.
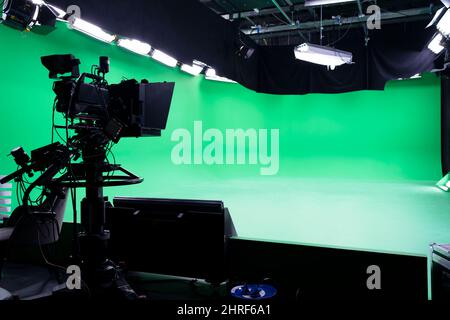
[237,45,255,60]
[236,41,255,60]
[437,9,450,37]
[428,33,445,54]
[1,0,57,32]
[427,7,447,28]
[426,6,450,55]
[436,173,450,192]
[294,43,353,69]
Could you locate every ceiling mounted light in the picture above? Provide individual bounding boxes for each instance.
[304,0,356,7]
[426,5,450,55]
[2,0,57,33]
[46,4,65,19]
[294,43,352,69]
[205,68,236,83]
[151,49,178,67]
[427,7,447,28]
[180,62,204,76]
[428,33,445,54]
[117,38,151,55]
[71,18,116,43]
[437,9,450,37]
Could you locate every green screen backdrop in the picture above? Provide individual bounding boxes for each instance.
[0,23,447,256]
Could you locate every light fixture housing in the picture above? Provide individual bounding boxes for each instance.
[205,68,236,83]
[46,4,65,19]
[1,0,57,32]
[427,6,447,28]
[117,38,151,56]
[180,62,204,76]
[294,43,352,69]
[151,49,178,67]
[437,9,450,37]
[428,33,446,54]
[71,18,116,43]
[304,0,356,7]
[436,173,450,192]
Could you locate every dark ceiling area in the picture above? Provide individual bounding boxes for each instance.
[46,0,442,95]
[199,0,440,45]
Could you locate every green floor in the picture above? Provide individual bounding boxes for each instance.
[115,178,450,257]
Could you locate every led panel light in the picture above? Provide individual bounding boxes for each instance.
[118,38,151,55]
[436,173,450,192]
[47,4,66,19]
[428,33,445,54]
[305,0,356,7]
[427,7,446,28]
[72,18,115,43]
[181,63,204,76]
[437,9,450,37]
[205,68,236,83]
[294,43,352,68]
[151,49,178,67]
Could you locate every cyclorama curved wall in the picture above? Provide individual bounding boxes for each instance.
[0,23,446,255]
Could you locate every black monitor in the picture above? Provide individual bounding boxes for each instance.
[107,197,236,283]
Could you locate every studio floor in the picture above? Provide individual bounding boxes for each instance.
[137,178,450,257]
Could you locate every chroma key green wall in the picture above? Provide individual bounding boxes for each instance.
[0,23,441,180]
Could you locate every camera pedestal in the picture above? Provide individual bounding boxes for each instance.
[78,144,143,299]
[53,139,144,300]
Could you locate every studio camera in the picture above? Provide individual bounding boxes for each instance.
[41,54,175,142]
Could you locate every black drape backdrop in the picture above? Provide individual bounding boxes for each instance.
[49,0,443,95]
[441,75,450,175]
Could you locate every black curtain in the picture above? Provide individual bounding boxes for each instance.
[441,75,450,175]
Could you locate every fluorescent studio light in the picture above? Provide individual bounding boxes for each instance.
[437,9,450,37]
[47,4,66,19]
[72,18,115,43]
[181,62,204,76]
[118,38,151,55]
[428,33,445,54]
[305,0,356,7]
[151,49,178,67]
[427,7,446,28]
[294,43,352,68]
[205,68,236,83]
